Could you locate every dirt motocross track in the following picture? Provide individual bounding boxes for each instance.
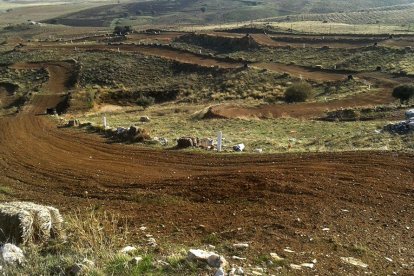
[0,61,413,274]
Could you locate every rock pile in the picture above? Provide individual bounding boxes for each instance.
[384,119,414,134]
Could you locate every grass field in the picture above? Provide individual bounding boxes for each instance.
[73,102,413,154]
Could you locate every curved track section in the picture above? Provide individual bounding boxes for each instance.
[0,62,413,271]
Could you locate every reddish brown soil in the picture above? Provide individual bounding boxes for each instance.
[0,61,413,274]
[24,42,413,119]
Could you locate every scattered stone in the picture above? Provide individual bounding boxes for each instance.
[232,256,246,261]
[290,264,302,270]
[322,227,330,231]
[208,254,228,268]
[254,267,264,272]
[129,256,143,265]
[199,138,214,149]
[235,266,244,275]
[147,237,157,247]
[283,248,295,253]
[270,253,284,261]
[0,244,25,265]
[159,137,168,146]
[384,118,414,134]
[385,257,393,262]
[233,243,249,249]
[215,267,225,276]
[120,246,137,254]
[139,226,147,231]
[139,116,150,122]
[188,249,227,268]
[340,257,368,268]
[300,263,314,268]
[233,143,245,152]
[177,137,198,148]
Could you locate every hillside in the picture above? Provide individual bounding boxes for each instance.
[44,0,414,27]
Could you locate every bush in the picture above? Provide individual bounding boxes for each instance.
[392,84,414,104]
[113,25,132,35]
[135,95,155,109]
[284,82,312,103]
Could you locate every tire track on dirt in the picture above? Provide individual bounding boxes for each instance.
[0,61,413,271]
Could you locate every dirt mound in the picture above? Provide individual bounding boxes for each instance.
[176,33,260,52]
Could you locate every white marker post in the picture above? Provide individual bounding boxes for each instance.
[217,131,222,152]
[103,115,107,129]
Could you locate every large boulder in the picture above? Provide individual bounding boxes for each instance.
[0,202,64,245]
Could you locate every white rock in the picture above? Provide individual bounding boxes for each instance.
[215,267,225,276]
[322,227,330,231]
[232,256,246,261]
[139,226,147,231]
[188,249,212,261]
[290,264,302,270]
[252,271,262,275]
[129,257,143,265]
[254,267,264,272]
[208,254,228,268]
[340,257,368,268]
[300,263,314,268]
[147,238,157,247]
[0,244,25,265]
[385,257,393,262]
[188,249,227,268]
[233,243,249,249]
[283,248,295,253]
[120,246,137,254]
[235,267,244,275]
[270,253,284,261]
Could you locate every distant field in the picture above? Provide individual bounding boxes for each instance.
[0,1,110,26]
[37,0,414,27]
[262,4,414,26]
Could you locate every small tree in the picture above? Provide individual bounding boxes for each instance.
[200,7,206,13]
[113,25,132,35]
[284,82,312,103]
[392,84,414,104]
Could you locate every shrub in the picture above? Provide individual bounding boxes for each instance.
[113,25,132,35]
[392,84,414,104]
[284,82,312,103]
[135,95,155,109]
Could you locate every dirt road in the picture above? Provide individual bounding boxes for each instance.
[0,62,413,273]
